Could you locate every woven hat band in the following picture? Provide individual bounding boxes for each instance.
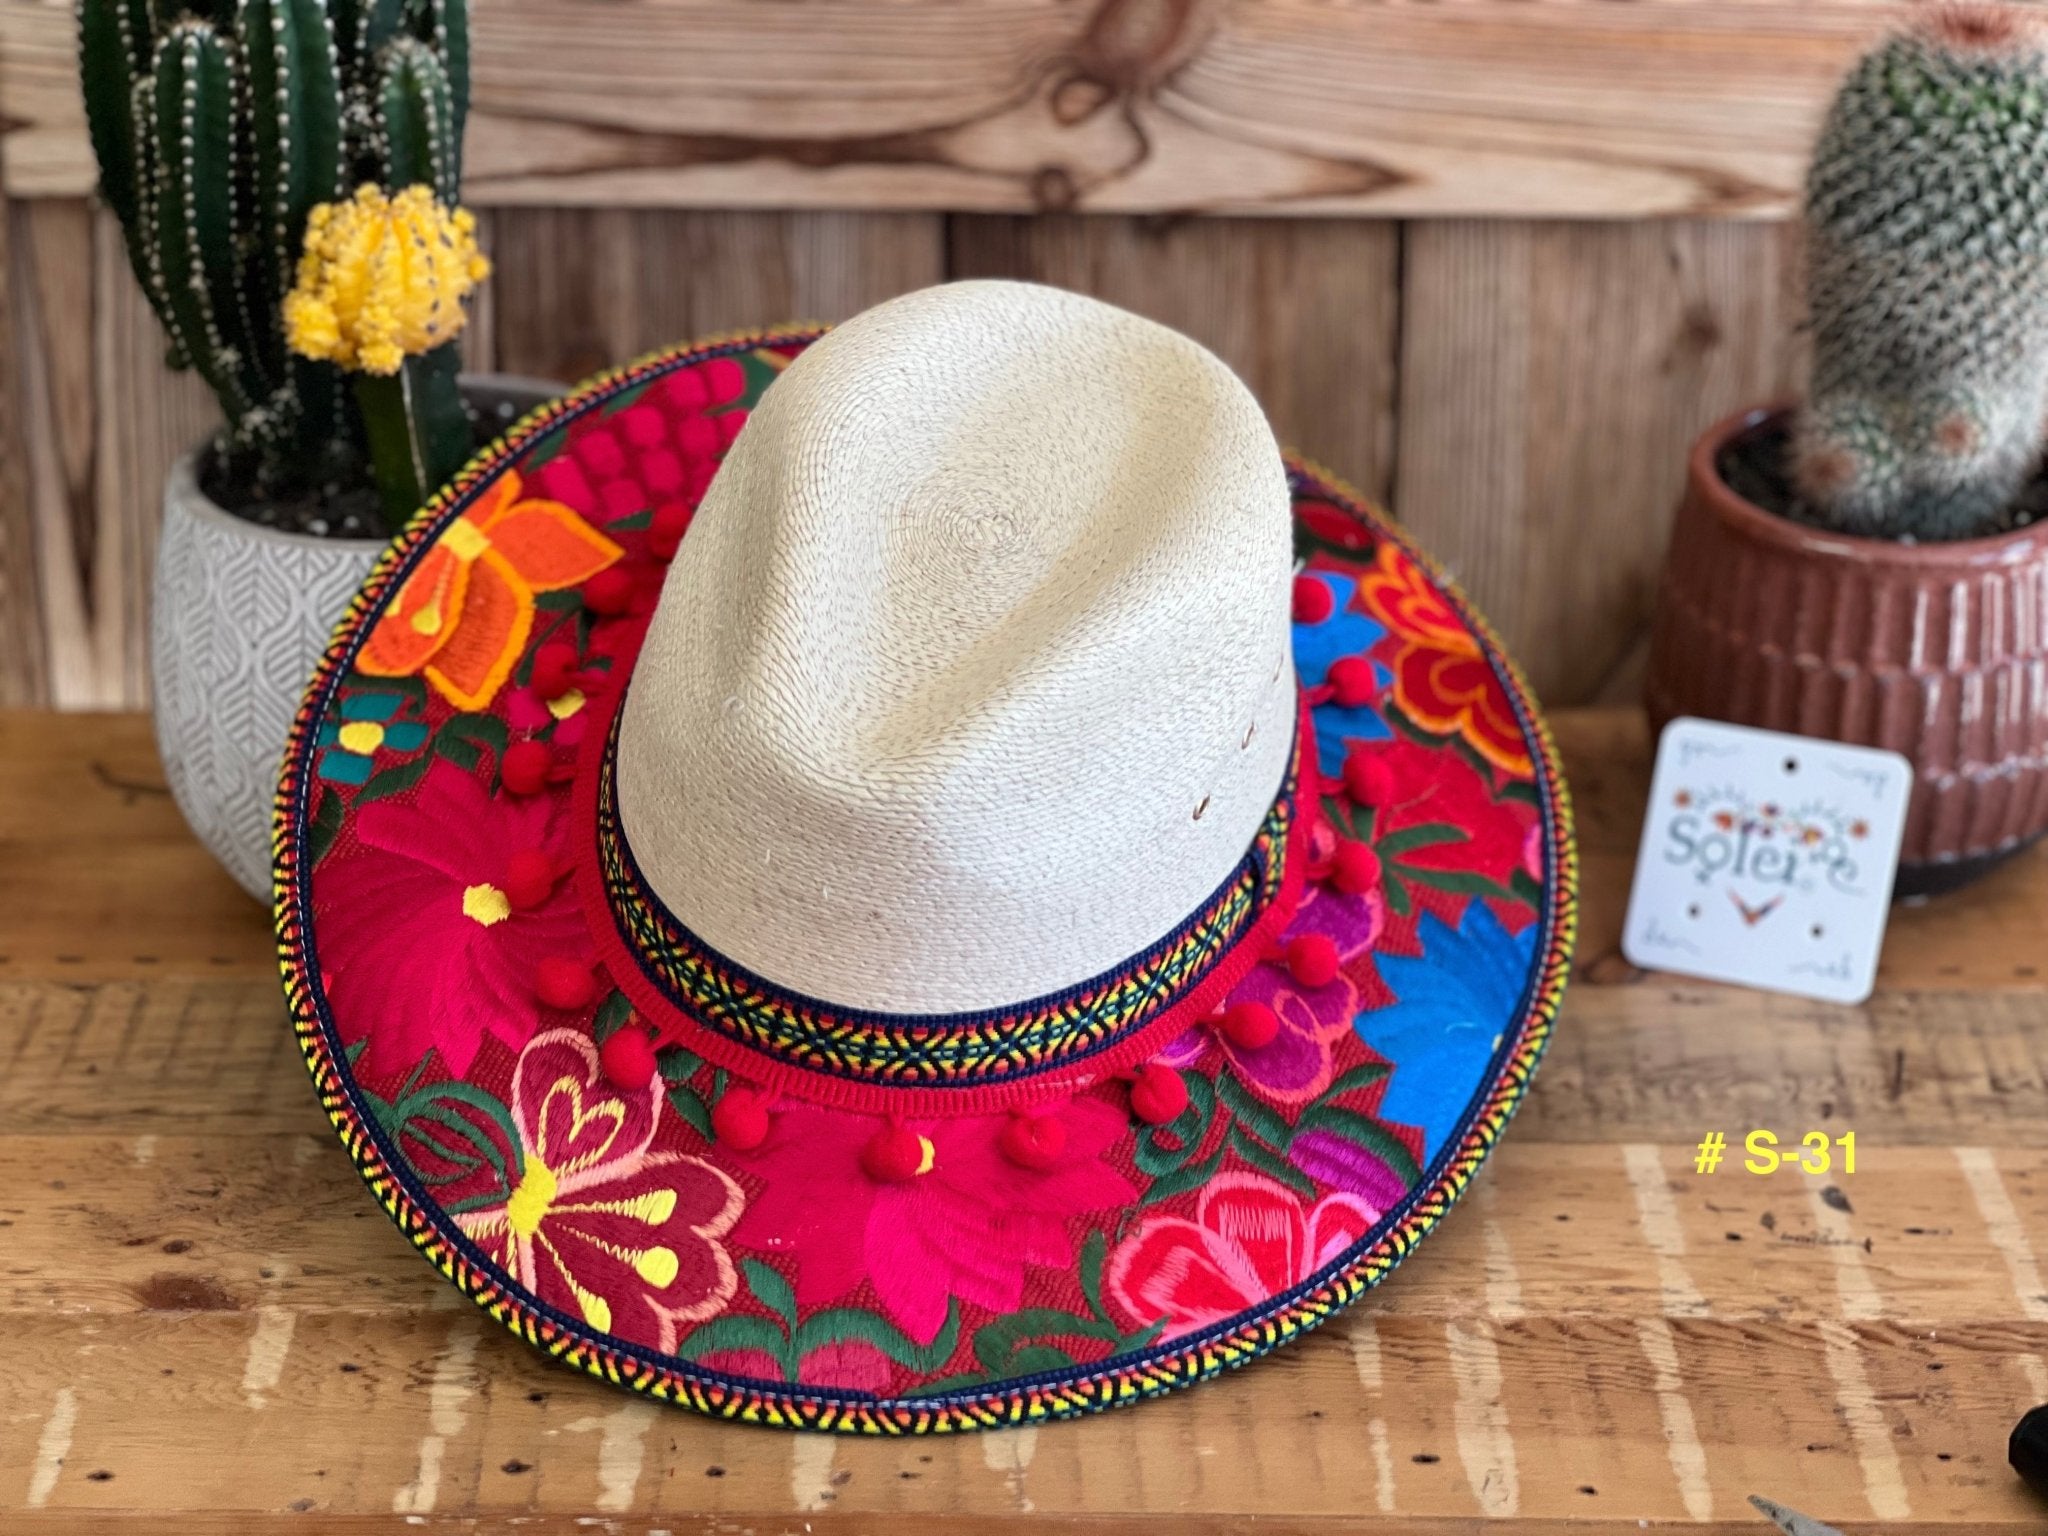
[581,682,1316,1103]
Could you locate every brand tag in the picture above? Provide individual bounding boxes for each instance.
[1621,717,1911,1004]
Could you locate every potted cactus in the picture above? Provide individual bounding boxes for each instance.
[1648,3,2048,896]
[77,0,549,898]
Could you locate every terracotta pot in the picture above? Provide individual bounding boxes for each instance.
[151,375,561,900]
[1646,406,2048,897]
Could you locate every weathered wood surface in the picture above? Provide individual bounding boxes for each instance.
[1,0,1903,214]
[0,205,1801,711]
[2,707,2046,1532]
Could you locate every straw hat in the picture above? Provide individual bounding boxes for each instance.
[278,281,1575,1431]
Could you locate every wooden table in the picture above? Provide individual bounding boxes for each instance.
[4,708,2046,1534]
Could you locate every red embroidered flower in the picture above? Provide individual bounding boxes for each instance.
[727,1097,1139,1346]
[456,1030,744,1350]
[1105,1171,1374,1341]
[1357,542,1532,777]
[1345,736,1538,906]
[315,760,585,1078]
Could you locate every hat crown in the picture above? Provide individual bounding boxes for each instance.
[614,281,1296,1014]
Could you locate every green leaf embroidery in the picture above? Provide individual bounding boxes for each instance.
[1215,1069,1293,1154]
[1376,822,1467,858]
[666,1084,712,1142]
[673,1313,793,1374]
[1322,1061,1392,1101]
[307,786,343,867]
[1079,1230,1108,1319]
[1227,1127,1317,1197]
[599,379,654,416]
[608,507,653,531]
[742,1258,799,1329]
[592,989,634,1042]
[354,752,432,805]
[440,712,508,756]
[796,1301,962,1375]
[1134,1070,1215,1178]
[1141,1143,1225,1207]
[433,732,479,772]
[532,588,582,613]
[1399,866,1519,902]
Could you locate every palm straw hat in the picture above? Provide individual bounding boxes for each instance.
[277,280,1575,1431]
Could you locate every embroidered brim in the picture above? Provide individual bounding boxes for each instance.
[276,329,1576,1432]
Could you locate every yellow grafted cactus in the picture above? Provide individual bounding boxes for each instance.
[285,184,490,376]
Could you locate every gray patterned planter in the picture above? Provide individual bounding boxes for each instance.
[151,377,560,899]
[152,459,381,899]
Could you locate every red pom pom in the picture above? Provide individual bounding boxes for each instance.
[711,1088,771,1151]
[861,1123,931,1183]
[1330,839,1381,896]
[581,566,635,616]
[599,1028,657,1093]
[530,641,580,701]
[648,503,692,561]
[504,848,557,910]
[1292,574,1335,625]
[535,955,596,1011]
[1284,933,1341,989]
[1216,999,1280,1051]
[500,740,553,796]
[1327,655,1378,710]
[1342,749,1399,809]
[1129,1063,1189,1126]
[999,1111,1067,1171]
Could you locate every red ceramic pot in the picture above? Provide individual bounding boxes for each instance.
[1647,406,2048,897]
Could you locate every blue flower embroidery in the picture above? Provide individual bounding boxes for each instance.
[1293,571,1391,774]
[1359,902,1535,1161]
[317,690,429,785]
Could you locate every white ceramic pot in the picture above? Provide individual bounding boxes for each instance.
[151,377,561,899]
[151,456,384,899]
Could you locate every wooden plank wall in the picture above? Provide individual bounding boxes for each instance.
[0,0,1867,712]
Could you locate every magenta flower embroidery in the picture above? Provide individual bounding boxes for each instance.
[728,1097,1138,1346]
[1158,883,1384,1105]
[315,758,584,1078]
[456,1029,744,1350]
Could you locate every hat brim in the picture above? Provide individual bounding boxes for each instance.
[275,328,1576,1432]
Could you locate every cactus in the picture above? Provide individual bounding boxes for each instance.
[1793,4,2048,541]
[77,0,476,528]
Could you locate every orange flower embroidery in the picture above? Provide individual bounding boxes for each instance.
[360,471,622,709]
[1357,542,1533,778]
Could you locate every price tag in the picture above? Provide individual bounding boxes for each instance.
[1621,717,1911,1004]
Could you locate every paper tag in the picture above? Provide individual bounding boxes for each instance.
[1621,717,1911,1004]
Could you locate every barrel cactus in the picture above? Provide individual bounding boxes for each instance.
[77,0,480,531]
[1793,4,2048,541]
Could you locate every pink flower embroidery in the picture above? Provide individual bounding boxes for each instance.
[728,1097,1139,1346]
[1158,882,1383,1106]
[1106,1171,1374,1341]
[315,759,585,1079]
[456,1030,743,1349]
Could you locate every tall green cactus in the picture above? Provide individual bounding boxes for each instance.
[1793,5,2048,541]
[78,0,473,521]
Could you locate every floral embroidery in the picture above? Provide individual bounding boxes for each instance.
[1363,904,1538,1160]
[456,1030,743,1348]
[358,468,622,710]
[1294,570,1391,772]
[316,688,428,785]
[726,1098,1138,1346]
[1106,1171,1375,1341]
[1156,879,1382,1106]
[1356,543,1532,777]
[316,760,584,1077]
[1336,735,1538,922]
